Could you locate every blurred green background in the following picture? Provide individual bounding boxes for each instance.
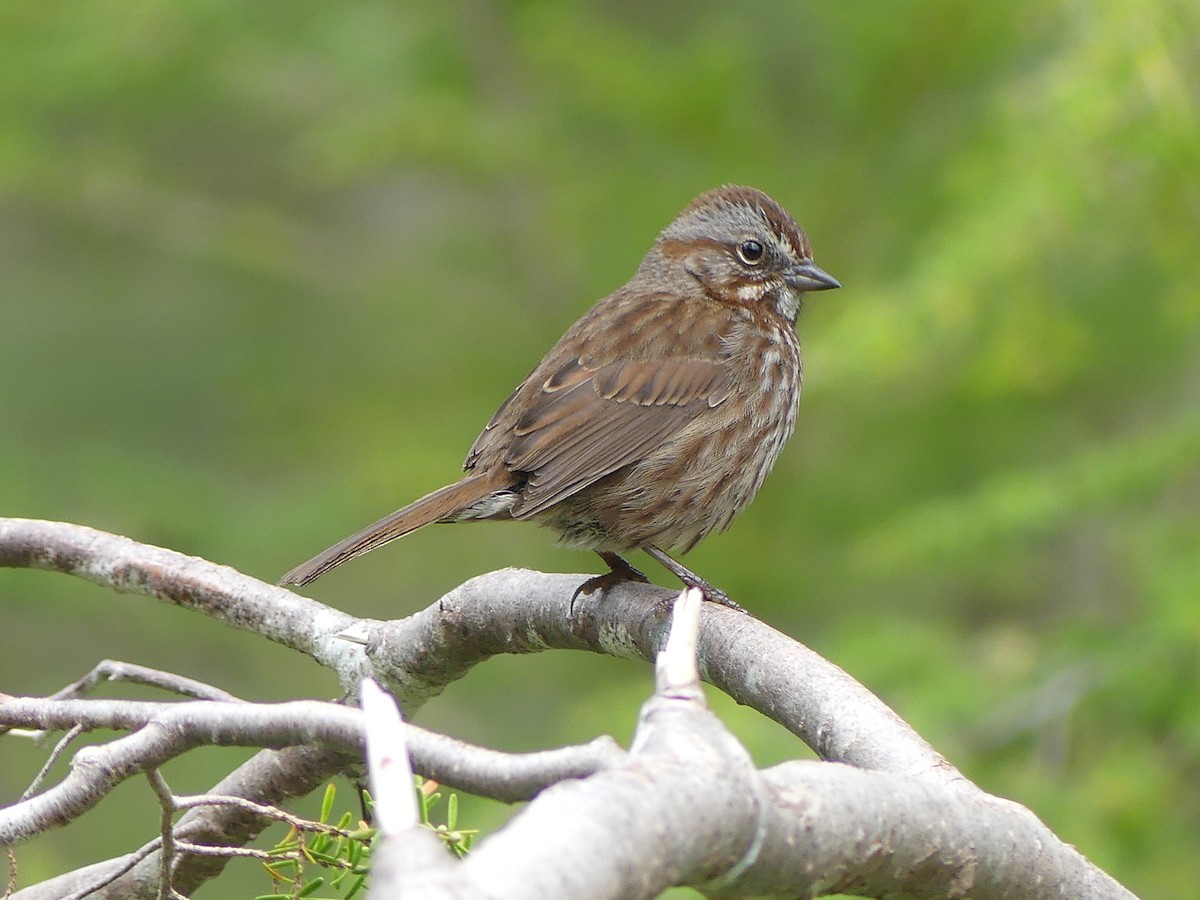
[2,1,1197,896]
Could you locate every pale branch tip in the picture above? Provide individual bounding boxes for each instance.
[360,678,419,835]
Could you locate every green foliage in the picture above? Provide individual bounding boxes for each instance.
[416,778,477,858]
[1,1,1197,896]
[255,780,469,898]
[258,784,374,900]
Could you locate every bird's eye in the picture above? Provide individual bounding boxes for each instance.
[737,239,765,266]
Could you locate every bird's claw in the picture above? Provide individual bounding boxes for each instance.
[570,556,651,614]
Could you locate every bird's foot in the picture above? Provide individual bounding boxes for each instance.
[641,544,747,613]
[679,577,746,613]
[570,552,650,614]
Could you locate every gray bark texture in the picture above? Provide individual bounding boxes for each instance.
[0,518,1136,899]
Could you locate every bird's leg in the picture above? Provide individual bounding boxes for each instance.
[571,551,651,612]
[643,545,746,612]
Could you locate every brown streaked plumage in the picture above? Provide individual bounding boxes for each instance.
[281,185,840,608]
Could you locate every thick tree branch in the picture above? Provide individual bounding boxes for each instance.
[365,590,1136,899]
[0,696,622,847]
[737,761,1130,898]
[362,568,961,784]
[0,519,365,692]
[0,519,958,780]
[0,519,1135,898]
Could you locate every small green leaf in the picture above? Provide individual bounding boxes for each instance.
[320,784,336,824]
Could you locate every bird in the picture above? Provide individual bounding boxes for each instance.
[281,185,839,609]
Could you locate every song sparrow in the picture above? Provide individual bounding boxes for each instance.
[281,185,839,608]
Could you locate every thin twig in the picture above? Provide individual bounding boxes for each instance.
[144,770,181,900]
[20,725,85,800]
[170,794,360,838]
[171,841,279,861]
[51,661,243,704]
[60,839,163,900]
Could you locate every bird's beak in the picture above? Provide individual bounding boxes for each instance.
[786,261,841,292]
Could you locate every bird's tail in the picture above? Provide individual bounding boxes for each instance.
[279,470,510,587]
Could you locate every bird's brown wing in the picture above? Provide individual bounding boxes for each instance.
[463,376,529,473]
[492,354,733,518]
